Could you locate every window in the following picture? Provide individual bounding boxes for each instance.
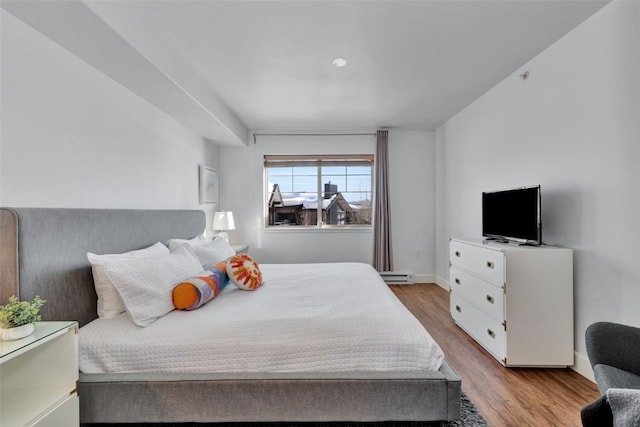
[265,154,374,228]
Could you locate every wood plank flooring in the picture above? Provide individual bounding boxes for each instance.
[390,283,600,427]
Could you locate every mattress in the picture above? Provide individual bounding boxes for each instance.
[79,262,444,374]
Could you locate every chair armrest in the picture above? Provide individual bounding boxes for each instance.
[581,395,613,427]
[586,322,640,376]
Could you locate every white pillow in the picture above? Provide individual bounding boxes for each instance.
[104,244,203,327]
[166,235,207,252]
[187,238,236,267]
[87,242,169,318]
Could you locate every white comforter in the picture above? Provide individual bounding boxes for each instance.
[79,262,444,373]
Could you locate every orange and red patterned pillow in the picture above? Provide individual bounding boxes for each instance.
[226,253,263,291]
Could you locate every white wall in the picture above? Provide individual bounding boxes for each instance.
[434,128,448,286]
[388,130,436,280]
[436,1,640,368]
[219,134,374,264]
[219,131,437,275]
[0,10,219,232]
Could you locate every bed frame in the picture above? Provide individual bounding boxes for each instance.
[0,207,461,424]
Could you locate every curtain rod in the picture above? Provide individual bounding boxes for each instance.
[252,132,376,144]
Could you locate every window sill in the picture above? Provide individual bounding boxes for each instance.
[264,225,372,233]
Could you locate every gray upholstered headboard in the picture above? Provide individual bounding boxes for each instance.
[0,208,206,326]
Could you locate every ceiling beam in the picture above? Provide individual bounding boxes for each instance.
[1,0,249,146]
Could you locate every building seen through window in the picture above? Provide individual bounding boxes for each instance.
[265,155,373,227]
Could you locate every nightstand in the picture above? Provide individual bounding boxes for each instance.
[0,321,79,426]
[232,243,249,254]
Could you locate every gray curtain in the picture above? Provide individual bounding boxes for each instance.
[373,130,393,272]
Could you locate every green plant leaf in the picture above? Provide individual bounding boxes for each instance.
[0,295,46,328]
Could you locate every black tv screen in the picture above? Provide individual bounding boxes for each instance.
[482,186,541,245]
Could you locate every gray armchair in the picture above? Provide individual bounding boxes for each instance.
[581,322,640,427]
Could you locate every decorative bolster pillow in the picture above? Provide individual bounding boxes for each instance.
[205,262,229,287]
[227,253,263,291]
[173,263,229,311]
[209,260,227,274]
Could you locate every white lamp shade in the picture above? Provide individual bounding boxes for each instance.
[213,211,235,231]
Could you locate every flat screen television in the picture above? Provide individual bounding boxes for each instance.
[482,185,541,246]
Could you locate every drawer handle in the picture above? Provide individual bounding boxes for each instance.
[486,261,495,269]
[455,251,461,257]
[486,295,495,304]
[455,305,462,313]
[487,329,496,339]
[454,278,461,285]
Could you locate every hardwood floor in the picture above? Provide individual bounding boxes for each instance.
[390,283,599,427]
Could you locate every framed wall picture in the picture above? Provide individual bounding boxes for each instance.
[199,165,218,205]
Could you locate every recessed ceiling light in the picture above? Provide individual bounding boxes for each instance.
[332,58,347,67]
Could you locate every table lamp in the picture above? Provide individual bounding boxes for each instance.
[212,211,235,242]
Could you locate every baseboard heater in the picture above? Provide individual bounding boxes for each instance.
[379,272,415,285]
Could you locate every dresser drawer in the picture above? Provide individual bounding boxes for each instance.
[451,293,506,363]
[450,266,504,323]
[450,239,505,285]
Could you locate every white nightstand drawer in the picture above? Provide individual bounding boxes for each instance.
[451,293,505,363]
[0,322,79,427]
[32,394,79,427]
[450,239,505,285]
[450,265,504,323]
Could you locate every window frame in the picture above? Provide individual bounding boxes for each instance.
[264,154,374,230]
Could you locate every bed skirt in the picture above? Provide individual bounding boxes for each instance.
[79,365,461,423]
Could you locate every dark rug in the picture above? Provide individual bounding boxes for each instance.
[443,391,488,427]
[83,391,488,427]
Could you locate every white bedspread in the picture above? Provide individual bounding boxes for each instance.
[79,262,444,374]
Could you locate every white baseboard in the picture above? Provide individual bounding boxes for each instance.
[413,274,433,284]
[413,274,450,292]
[433,274,450,291]
[572,351,595,383]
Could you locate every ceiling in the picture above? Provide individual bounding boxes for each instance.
[2,0,609,145]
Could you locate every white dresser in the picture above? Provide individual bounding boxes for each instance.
[449,238,573,367]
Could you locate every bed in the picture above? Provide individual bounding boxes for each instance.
[0,207,461,424]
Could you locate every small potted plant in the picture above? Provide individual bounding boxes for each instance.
[0,295,46,341]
